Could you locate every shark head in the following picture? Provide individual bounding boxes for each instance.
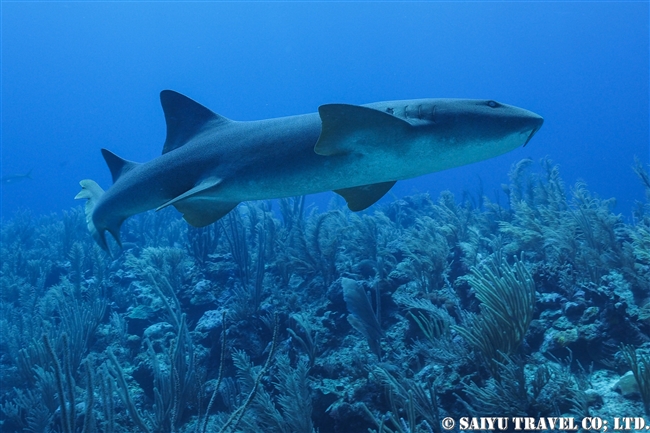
[317,98,543,179]
[414,98,544,157]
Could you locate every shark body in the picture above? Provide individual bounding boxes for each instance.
[77,90,543,251]
[2,169,32,185]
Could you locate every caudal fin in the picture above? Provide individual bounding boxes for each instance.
[75,179,108,251]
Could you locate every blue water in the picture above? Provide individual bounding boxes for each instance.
[2,2,647,219]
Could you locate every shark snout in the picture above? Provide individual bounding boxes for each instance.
[523,113,544,147]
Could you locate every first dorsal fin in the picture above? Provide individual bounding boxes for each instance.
[101,149,140,184]
[160,90,231,154]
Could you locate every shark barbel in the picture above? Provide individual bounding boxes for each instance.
[76,90,543,251]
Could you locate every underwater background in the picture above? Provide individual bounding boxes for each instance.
[1,2,649,433]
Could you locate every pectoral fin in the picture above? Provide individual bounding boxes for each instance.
[335,181,396,211]
[315,104,412,156]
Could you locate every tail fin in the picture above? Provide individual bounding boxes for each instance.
[75,179,108,251]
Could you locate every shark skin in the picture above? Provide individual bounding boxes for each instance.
[76,90,543,251]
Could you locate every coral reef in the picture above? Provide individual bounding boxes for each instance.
[1,158,650,432]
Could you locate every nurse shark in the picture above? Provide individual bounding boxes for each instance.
[76,90,543,251]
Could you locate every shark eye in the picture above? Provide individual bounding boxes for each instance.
[487,100,499,108]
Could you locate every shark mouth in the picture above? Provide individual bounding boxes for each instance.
[523,126,541,147]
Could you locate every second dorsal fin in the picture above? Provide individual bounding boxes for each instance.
[160,90,232,154]
[101,149,140,184]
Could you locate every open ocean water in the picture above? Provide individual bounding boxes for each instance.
[1,2,649,433]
